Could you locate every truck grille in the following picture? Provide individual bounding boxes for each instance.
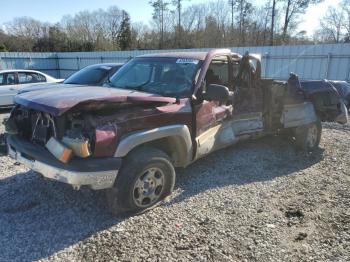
[11,107,58,146]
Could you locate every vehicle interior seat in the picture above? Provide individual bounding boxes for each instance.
[162,67,185,83]
[7,76,14,85]
[205,68,221,86]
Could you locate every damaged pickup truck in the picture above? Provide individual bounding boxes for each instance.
[4,49,348,214]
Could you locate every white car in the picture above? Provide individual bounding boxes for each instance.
[0,70,63,107]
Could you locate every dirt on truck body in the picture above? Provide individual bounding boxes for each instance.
[4,49,348,214]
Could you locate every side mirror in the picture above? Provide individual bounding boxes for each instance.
[204,84,230,103]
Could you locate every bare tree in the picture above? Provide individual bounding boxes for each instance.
[341,0,350,40]
[104,6,123,47]
[270,0,277,45]
[203,15,222,47]
[235,0,253,45]
[1,1,322,52]
[228,0,235,34]
[180,3,207,47]
[60,7,126,50]
[249,4,271,45]
[172,0,190,47]
[5,17,48,39]
[317,7,345,43]
[262,2,271,45]
[280,0,323,43]
[131,22,150,48]
[150,0,170,48]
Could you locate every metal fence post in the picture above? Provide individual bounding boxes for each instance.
[77,57,80,70]
[325,53,332,79]
[28,56,33,69]
[56,53,60,79]
[346,56,350,83]
[264,52,269,78]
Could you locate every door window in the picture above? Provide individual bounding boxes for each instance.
[18,72,46,84]
[205,56,229,88]
[4,73,16,85]
[0,74,3,86]
[36,73,46,82]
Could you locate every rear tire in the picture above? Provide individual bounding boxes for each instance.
[294,119,322,151]
[106,147,175,215]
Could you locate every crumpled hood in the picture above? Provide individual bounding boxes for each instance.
[18,83,83,94]
[15,86,176,116]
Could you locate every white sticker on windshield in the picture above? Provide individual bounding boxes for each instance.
[176,58,199,64]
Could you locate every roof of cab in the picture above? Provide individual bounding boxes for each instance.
[138,52,208,60]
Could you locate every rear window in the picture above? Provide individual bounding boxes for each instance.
[0,74,3,85]
[64,66,111,85]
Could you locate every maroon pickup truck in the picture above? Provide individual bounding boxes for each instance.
[4,49,348,214]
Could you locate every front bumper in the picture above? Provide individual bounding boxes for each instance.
[7,135,121,190]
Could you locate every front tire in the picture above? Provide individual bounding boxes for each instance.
[294,119,322,151]
[106,147,175,215]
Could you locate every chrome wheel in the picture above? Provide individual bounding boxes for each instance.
[133,167,165,208]
[306,124,318,148]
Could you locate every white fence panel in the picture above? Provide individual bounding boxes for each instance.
[1,44,350,81]
[0,52,59,77]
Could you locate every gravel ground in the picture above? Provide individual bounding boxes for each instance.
[0,111,349,262]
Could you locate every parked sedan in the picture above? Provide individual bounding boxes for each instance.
[0,70,63,107]
[19,63,124,94]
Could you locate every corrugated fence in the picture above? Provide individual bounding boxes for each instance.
[0,43,350,81]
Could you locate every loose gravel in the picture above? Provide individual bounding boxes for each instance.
[0,112,349,261]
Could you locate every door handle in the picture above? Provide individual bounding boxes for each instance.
[9,88,15,91]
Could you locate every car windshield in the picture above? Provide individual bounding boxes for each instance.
[109,57,201,98]
[64,66,112,85]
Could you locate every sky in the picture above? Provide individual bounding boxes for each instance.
[0,0,342,36]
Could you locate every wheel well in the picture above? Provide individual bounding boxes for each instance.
[309,93,340,122]
[126,136,190,167]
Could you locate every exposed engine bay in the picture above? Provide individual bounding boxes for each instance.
[6,106,108,163]
[5,99,168,164]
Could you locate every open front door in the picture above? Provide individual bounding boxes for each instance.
[194,55,235,159]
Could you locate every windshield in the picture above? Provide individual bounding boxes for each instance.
[64,66,112,85]
[109,57,201,97]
